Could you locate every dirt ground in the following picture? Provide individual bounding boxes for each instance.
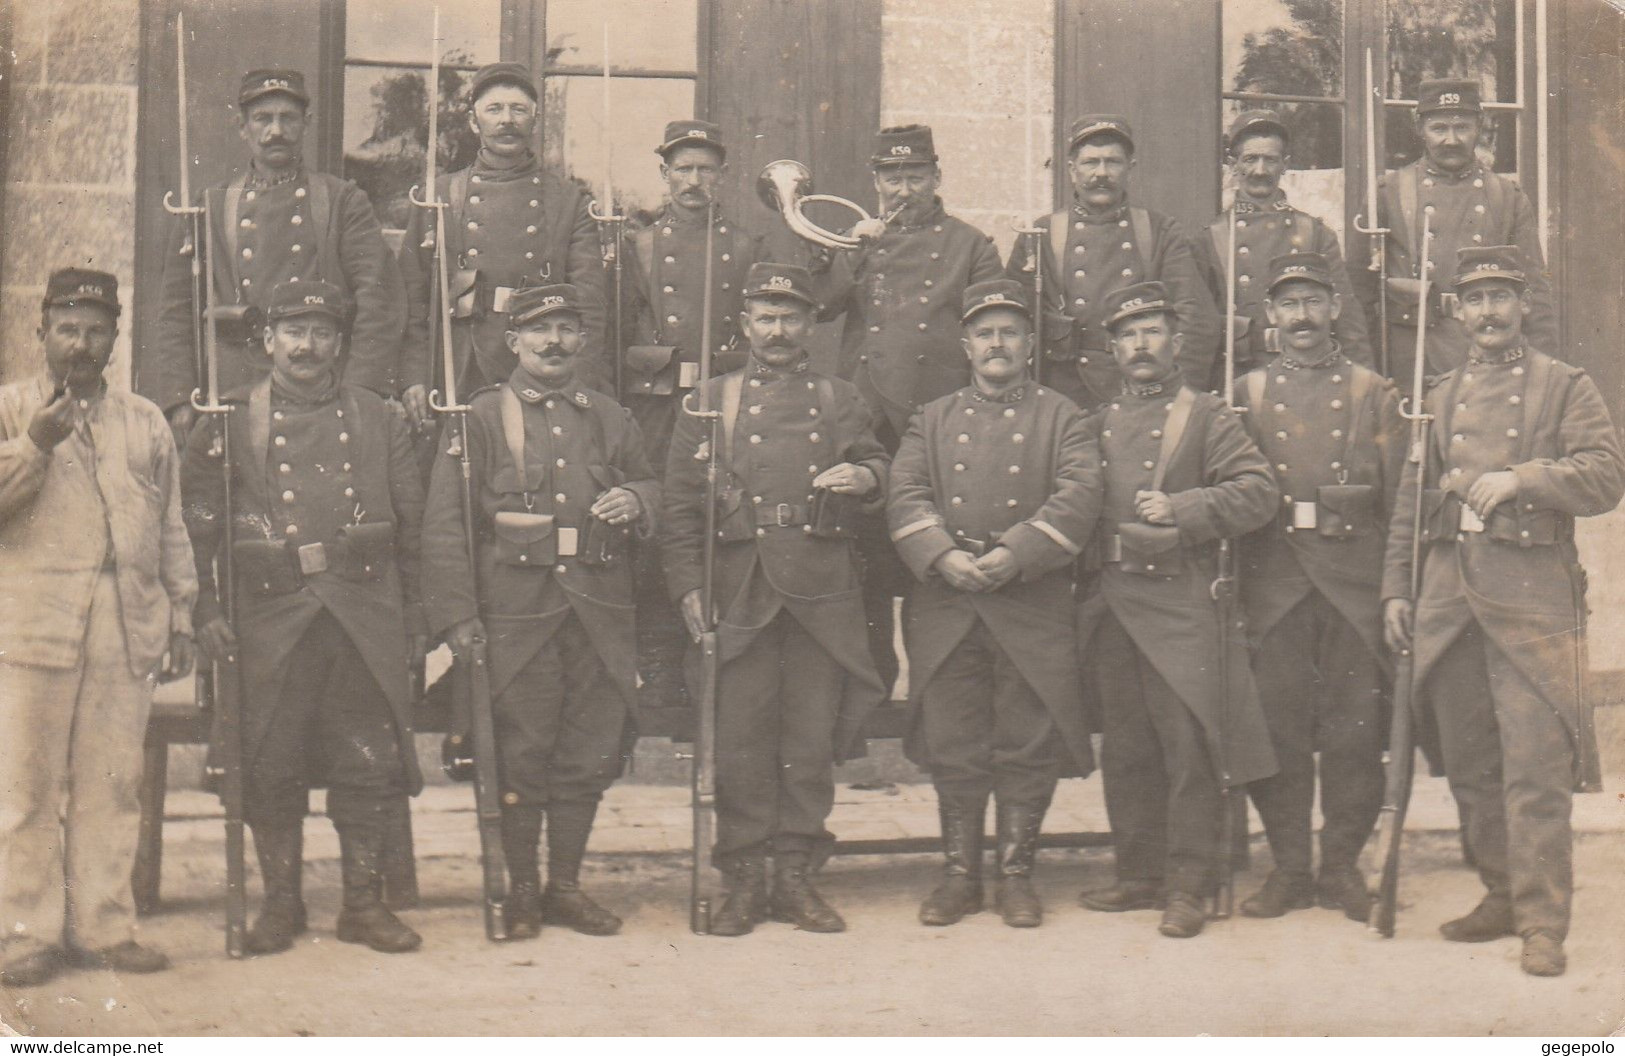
[2,824,1623,1038]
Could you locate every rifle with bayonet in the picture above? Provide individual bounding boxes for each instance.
[588,25,626,400]
[1370,222,1434,938]
[1353,46,1393,379]
[682,197,721,934]
[410,9,508,942]
[1210,200,1244,921]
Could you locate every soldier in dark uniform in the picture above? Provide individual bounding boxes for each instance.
[182,280,425,955]
[1362,80,1555,382]
[398,63,609,426]
[1193,110,1373,378]
[1006,115,1220,411]
[1382,247,1623,977]
[1232,253,1405,922]
[1074,282,1279,938]
[663,262,890,936]
[421,284,657,939]
[808,123,1003,692]
[621,120,770,715]
[149,70,404,442]
[888,279,1101,929]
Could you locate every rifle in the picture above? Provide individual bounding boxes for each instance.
[588,25,626,401]
[410,9,508,942]
[162,11,207,427]
[1210,202,1242,921]
[1014,46,1044,385]
[1352,46,1392,379]
[1370,222,1433,937]
[683,198,721,934]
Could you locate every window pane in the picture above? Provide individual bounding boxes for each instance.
[546,0,697,72]
[345,0,500,66]
[1386,0,1519,103]
[542,75,698,223]
[1385,108,1517,174]
[343,66,482,230]
[1223,0,1345,99]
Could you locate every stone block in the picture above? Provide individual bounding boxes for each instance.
[884,0,1049,26]
[0,289,46,383]
[11,2,51,85]
[880,16,976,117]
[966,20,1055,121]
[7,84,136,186]
[45,0,141,86]
[0,185,135,290]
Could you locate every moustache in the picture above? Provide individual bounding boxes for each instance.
[1288,321,1317,333]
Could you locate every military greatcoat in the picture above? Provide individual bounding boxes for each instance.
[1382,349,1623,791]
[1076,382,1280,787]
[398,154,609,394]
[811,198,1004,438]
[1194,194,1375,376]
[888,382,1101,775]
[147,170,406,414]
[181,381,426,793]
[1006,202,1220,411]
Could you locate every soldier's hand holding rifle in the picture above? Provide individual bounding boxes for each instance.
[401,383,431,430]
[678,589,707,643]
[160,632,196,684]
[1382,598,1414,655]
[445,617,487,660]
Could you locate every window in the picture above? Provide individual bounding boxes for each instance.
[338,0,700,234]
[1221,0,1347,240]
[1384,0,1523,175]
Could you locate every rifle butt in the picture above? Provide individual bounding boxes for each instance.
[1370,653,1417,937]
[214,656,249,957]
[464,641,509,942]
[690,630,719,934]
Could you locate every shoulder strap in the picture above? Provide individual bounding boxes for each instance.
[1209,215,1228,268]
[247,376,272,482]
[1340,366,1376,479]
[1484,169,1514,241]
[498,386,533,495]
[1518,352,1553,465]
[448,169,471,257]
[1246,369,1266,412]
[1130,208,1154,270]
[719,371,745,469]
[813,375,839,453]
[1399,167,1421,273]
[1150,384,1197,494]
[1048,211,1068,274]
[307,176,335,283]
[222,173,248,300]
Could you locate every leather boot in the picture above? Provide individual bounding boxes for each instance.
[919,799,985,926]
[245,819,307,955]
[380,796,420,911]
[1079,880,1165,912]
[769,852,846,933]
[542,801,621,935]
[1159,891,1210,938]
[993,799,1045,928]
[1239,869,1315,919]
[1520,930,1566,977]
[501,805,545,940]
[708,854,769,937]
[1439,892,1514,943]
[1316,864,1373,923]
[335,821,422,953]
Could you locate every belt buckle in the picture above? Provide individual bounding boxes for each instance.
[296,542,328,575]
[556,526,579,556]
[1291,500,1318,531]
[492,285,516,314]
[678,361,700,389]
[1459,505,1486,533]
[775,502,793,528]
[1106,534,1123,563]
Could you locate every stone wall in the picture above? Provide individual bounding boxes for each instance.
[880,0,1053,260]
[2,0,141,387]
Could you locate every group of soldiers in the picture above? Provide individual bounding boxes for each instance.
[0,60,1617,991]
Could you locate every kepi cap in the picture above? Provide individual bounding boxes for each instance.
[1417,79,1482,115]
[266,279,348,323]
[1266,251,1335,295]
[471,62,537,102]
[43,267,121,317]
[657,120,725,160]
[508,283,587,326]
[1102,281,1172,331]
[742,262,818,308]
[1228,108,1290,152]
[1453,245,1527,289]
[961,279,1031,324]
[239,69,309,109]
[1068,114,1134,153]
[870,124,937,167]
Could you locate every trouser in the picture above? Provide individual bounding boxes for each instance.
[1248,592,1385,877]
[246,609,407,839]
[715,609,842,865]
[860,415,910,695]
[1094,614,1222,896]
[0,571,154,954]
[922,619,1065,810]
[493,613,630,806]
[1427,620,1575,940]
[631,537,688,710]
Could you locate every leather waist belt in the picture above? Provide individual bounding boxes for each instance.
[1102,533,1123,563]
[753,502,810,528]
